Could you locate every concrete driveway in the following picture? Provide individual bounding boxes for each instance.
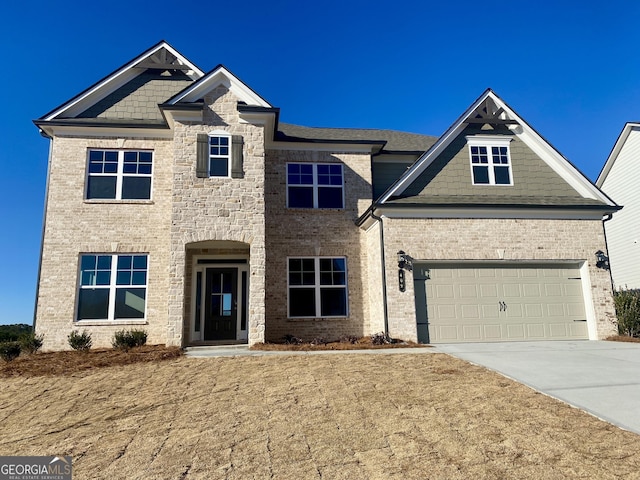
[434,340,640,435]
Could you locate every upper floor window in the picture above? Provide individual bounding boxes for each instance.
[87,150,153,200]
[209,134,231,177]
[77,254,148,321]
[196,132,244,179]
[287,163,344,208]
[466,136,513,186]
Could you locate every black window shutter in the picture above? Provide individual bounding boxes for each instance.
[231,135,244,179]
[196,134,209,178]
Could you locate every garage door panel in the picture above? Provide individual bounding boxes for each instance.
[435,284,455,298]
[482,304,500,317]
[547,304,565,317]
[415,263,588,343]
[461,305,480,318]
[506,324,525,339]
[524,303,544,318]
[502,284,521,297]
[567,303,585,317]
[484,325,502,339]
[436,304,456,318]
[526,324,545,338]
[549,323,568,338]
[462,325,482,340]
[459,284,478,298]
[480,284,498,297]
[523,284,541,297]
[544,283,563,296]
[570,322,588,337]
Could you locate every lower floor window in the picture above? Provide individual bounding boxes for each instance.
[77,254,148,321]
[288,257,347,317]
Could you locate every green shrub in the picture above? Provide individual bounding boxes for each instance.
[614,288,640,337]
[19,332,44,354]
[112,329,148,351]
[0,342,22,362]
[370,332,392,345]
[68,330,93,351]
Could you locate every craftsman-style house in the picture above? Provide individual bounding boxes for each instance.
[34,41,619,350]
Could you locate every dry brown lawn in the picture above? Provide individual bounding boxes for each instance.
[1,350,640,479]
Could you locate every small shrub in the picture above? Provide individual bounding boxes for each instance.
[0,342,22,362]
[310,336,328,346]
[339,334,359,344]
[19,332,44,354]
[283,334,303,345]
[371,332,392,345]
[112,329,148,351]
[614,288,640,337]
[68,330,92,351]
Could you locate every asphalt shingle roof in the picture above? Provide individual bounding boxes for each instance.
[276,123,437,153]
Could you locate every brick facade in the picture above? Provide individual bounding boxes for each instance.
[381,218,617,341]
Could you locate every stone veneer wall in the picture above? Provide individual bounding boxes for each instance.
[381,217,618,342]
[167,86,266,346]
[35,136,173,350]
[264,148,374,342]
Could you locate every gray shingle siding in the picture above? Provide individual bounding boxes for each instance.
[78,71,193,121]
[396,125,597,205]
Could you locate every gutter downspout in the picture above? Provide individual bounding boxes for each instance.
[32,130,53,331]
[371,209,389,336]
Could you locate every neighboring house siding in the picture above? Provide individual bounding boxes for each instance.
[381,218,617,342]
[402,126,585,201]
[35,137,173,350]
[264,148,373,341]
[600,127,640,289]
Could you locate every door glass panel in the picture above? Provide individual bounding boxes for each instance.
[222,293,232,316]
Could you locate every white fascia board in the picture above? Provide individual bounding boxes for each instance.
[596,123,640,187]
[40,124,173,140]
[168,66,271,108]
[44,42,204,121]
[378,90,494,204]
[377,205,609,221]
[496,98,615,204]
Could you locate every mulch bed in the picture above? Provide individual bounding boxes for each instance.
[0,345,183,378]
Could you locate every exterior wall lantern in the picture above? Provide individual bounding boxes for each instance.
[595,250,610,270]
[397,251,413,292]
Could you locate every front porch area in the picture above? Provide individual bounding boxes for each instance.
[183,240,252,346]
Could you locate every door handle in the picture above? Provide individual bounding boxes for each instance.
[499,301,507,312]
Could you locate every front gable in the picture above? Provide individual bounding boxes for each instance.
[378,89,617,213]
[399,124,590,204]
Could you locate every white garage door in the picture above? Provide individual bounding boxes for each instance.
[414,264,588,343]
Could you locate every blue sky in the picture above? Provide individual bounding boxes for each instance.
[1,0,639,325]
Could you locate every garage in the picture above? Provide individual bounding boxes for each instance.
[413,263,589,343]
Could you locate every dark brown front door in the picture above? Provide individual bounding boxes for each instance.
[204,268,237,341]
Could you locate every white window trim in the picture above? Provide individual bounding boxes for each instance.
[287,256,348,318]
[208,130,232,178]
[286,163,345,209]
[466,135,513,186]
[76,253,149,322]
[86,149,154,200]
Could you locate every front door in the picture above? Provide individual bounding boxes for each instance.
[204,268,238,341]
